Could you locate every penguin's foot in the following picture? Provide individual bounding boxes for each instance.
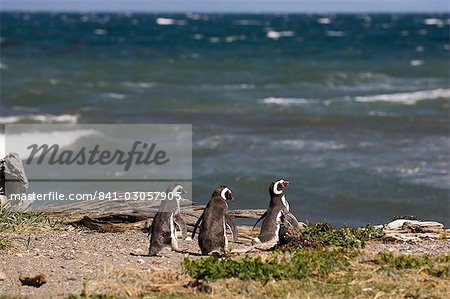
[251,237,262,245]
[210,251,225,258]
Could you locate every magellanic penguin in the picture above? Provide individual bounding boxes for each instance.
[148,183,189,256]
[252,179,301,244]
[191,186,238,256]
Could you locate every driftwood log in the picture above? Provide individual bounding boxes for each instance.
[45,199,448,245]
[45,199,264,245]
[382,219,447,242]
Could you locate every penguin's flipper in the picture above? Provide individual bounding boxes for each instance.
[252,210,267,230]
[174,212,188,239]
[283,211,301,229]
[225,214,238,242]
[191,212,204,239]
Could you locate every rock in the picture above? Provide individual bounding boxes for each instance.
[0,270,6,281]
[1,153,31,210]
[1,152,29,196]
[19,273,47,288]
[383,219,445,242]
[62,250,76,260]
[0,195,6,205]
[385,220,444,232]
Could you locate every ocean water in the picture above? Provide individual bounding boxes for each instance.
[0,13,449,226]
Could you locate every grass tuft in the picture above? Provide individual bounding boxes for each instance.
[68,294,122,299]
[0,204,63,233]
[0,236,12,250]
[279,221,384,250]
[378,253,450,278]
[183,248,355,282]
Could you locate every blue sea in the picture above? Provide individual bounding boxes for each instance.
[0,13,449,226]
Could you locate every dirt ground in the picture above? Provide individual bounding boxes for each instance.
[0,229,249,298]
[1,229,449,298]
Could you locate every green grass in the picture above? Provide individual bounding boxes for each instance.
[67,279,208,299]
[378,253,450,278]
[67,281,122,299]
[0,236,12,250]
[279,221,384,250]
[182,252,450,298]
[68,295,122,299]
[183,222,385,283]
[68,293,208,299]
[0,204,63,232]
[183,248,355,282]
[0,204,64,250]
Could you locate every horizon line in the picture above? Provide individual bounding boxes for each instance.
[0,9,447,14]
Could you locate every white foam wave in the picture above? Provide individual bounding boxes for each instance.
[1,129,97,160]
[103,93,127,100]
[94,28,107,35]
[201,84,255,91]
[355,88,450,105]
[424,18,445,27]
[186,13,202,20]
[233,19,262,26]
[0,114,79,124]
[326,30,345,37]
[281,139,346,151]
[410,60,424,66]
[266,30,295,40]
[318,17,332,24]
[209,37,221,43]
[197,135,236,149]
[156,17,186,26]
[122,81,157,89]
[225,35,246,43]
[260,97,314,106]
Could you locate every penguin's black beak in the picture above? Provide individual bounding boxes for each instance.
[283,181,290,188]
[181,188,188,195]
[227,193,235,202]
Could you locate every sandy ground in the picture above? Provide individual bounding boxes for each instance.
[0,229,248,298]
[0,229,449,298]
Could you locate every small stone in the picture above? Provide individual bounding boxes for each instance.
[19,273,47,288]
[62,250,76,260]
[137,259,145,264]
[0,270,6,281]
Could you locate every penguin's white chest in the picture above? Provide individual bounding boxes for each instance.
[170,213,178,248]
[281,195,290,211]
[274,210,283,240]
[223,216,228,249]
